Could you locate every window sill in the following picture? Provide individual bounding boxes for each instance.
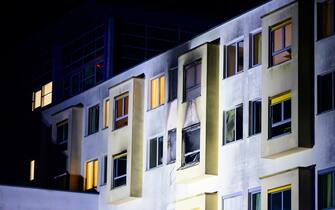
[316,33,335,42]
[222,70,244,81]
[111,184,127,191]
[146,164,164,172]
[317,108,335,116]
[268,131,292,140]
[268,58,292,70]
[223,138,243,146]
[167,160,176,165]
[249,64,262,70]
[147,103,165,112]
[112,125,128,132]
[248,132,261,138]
[85,131,99,137]
[177,161,199,170]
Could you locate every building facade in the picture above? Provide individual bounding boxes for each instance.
[2,0,335,209]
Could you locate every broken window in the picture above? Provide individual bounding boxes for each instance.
[183,60,201,101]
[85,159,98,191]
[268,185,291,210]
[224,105,243,144]
[270,20,292,66]
[88,104,99,135]
[318,71,335,113]
[167,129,176,164]
[114,93,128,130]
[318,170,335,209]
[269,91,291,138]
[150,75,165,109]
[168,67,178,101]
[249,100,262,136]
[113,152,127,188]
[182,123,200,166]
[225,40,244,78]
[317,0,335,40]
[251,32,262,67]
[149,136,163,169]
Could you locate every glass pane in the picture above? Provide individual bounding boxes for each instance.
[186,66,195,89]
[159,76,165,105]
[273,28,283,52]
[253,33,262,66]
[318,73,333,113]
[255,101,262,134]
[168,69,178,101]
[270,192,282,210]
[115,98,123,118]
[42,93,52,107]
[42,82,53,95]
[252,192,261,210]
[195,62,201,85]
[124,95,129,115]
[115,117,128,129]
[283,99,291,120]
[272,102,282,124]
[226,109,235,143]
[151,78,159,109]
[236,106,243,140]
[158,137,163,165]
[149,139,157,168]
[104,100,110,128]
[184,128,200,153]
[93,160,98,187]
[285,23,292,48]
[34,90,41,108]
[319,173,333,209]
[318,0,334,39]
[118,156,127,176]
[237,41,244,72]
[272,50,291,65]
[227,44,236,77]
[86,161,93,190]
[167,130,176,163]
[283,190,291,210]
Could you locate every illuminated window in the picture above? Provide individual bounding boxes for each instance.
[318,170,335,209]
[113,152,127,188]
[268,185,291,210]
[317,0,335,40]
[103,99,110,128]
[150,75,165,109]
[251,32,262,67]
[183,60,201,101]
[88,104,99,135]
[182,123,200,167]
[225,40,244,78]
[148,136,163,169]
[114,93,128,130]
[167,129,176,164]
[269,91,291,138]
[270,20,292,66]
[84,159,98,191]
[41,82,52,107]
[224,105,243,144]
[29,160,35,181]
[32,90,41,110]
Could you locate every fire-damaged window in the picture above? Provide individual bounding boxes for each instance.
[148,136,163,169]
[269,91,291,138]
[182,123,200,167]
[224,105,243,144]
[183,60,201,101]
[167,129,176,164]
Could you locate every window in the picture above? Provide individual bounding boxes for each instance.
[317,0,335,40]
[149,136,163,169]
[270,20,292,66]
[225,40,244,78]
[167,129,176,164]
[113,152,127,188]
[95,62,104,84]
[101,155,107,185]
[269,91,291,138]
[88,105,99,135]
[318,170,335,209]
[56,120,68,146]
[249,191,261,210]
[168,67,178,101]
[103,99,110,128]
[84,159,98,191]
[114,93,128,130]
[251,32,262,67]
[150,75,165,109]
[29,160,35,181]
[182,123,200,167]
[223,195,242,210]
[268,185,291,210]
[183,60,201,101]
[318,72,335,113]
[32,90,41,110]
[41,82,52,107]
[249,100,261,136]
[224,105,243,144]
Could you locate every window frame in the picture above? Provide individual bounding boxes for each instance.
[317,0,335,40]
[250,30,262,68]
[224,38,244,78]
[112,152,127,189]
[182,123,201,167]
[101,155,108,186]
[149,74,165,110]
[183,59,202,102]
[317,71,335,114]
[56,119,69,145]
[103,98,110,129]
[41,82,53,107]
[168,67,178,102]
[318,167,335,210]
[147,136,164,170]
[114,93,129,130]
[84,159,99,191]
[248,188,261,210]
[87,104,100,135]
[267,185,291,210]
[249,99,262,136]
[269,19,292,67]
[223,104,243,144]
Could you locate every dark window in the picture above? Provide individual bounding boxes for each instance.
[318,72,335,113]
[113,153,127,188]
[182,123,200,167]
[268,187,291,210]
[249,100,262,136]
[102,155,107,185]
[317,0,335,40]
[183,60,201,101]
[114,93,129,130]
[251,32,262,67]
[249,191,261,210]
[318,170,335,209]
[225,40,244,78]
[269,92,291,138]
[149,136,163,169]
[95,62,104,83]
[56,120,68,145]
[224,105,243,144]
[88,105,99,135]
[270,21,292,66]
[168,67,178,101]
[167,129,176,164]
